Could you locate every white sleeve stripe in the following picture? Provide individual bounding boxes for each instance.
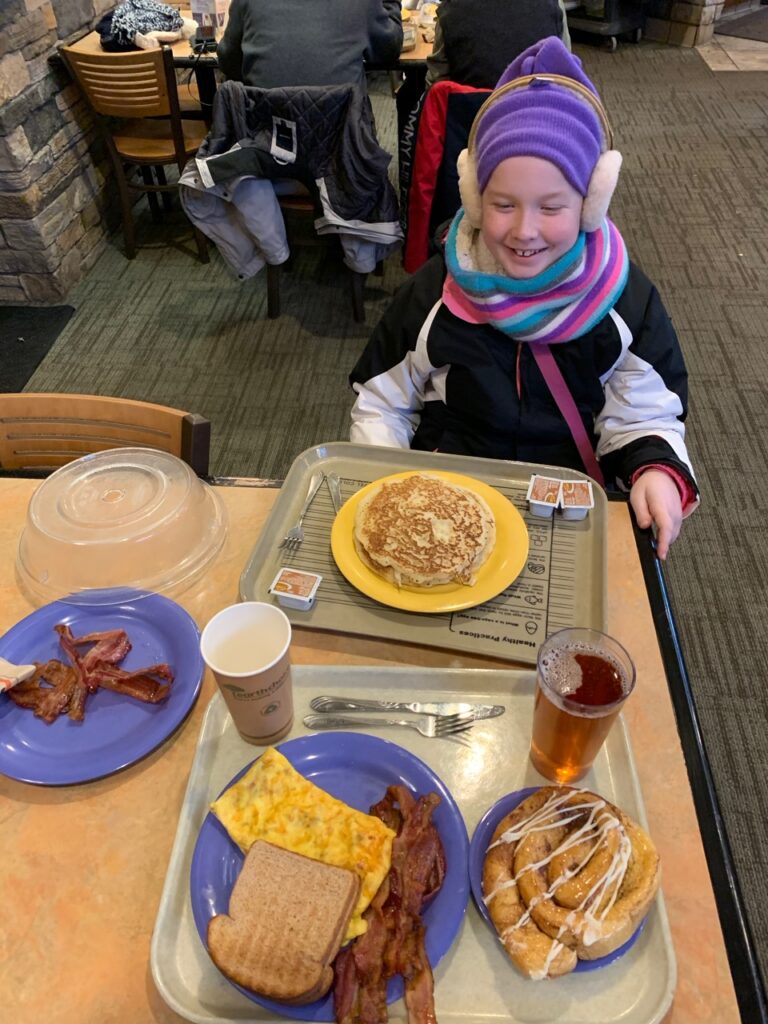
[414,299,443,373]
[600,308,633,385]
[596,349,695,476]
[349,300,442,448]
[598,426,693,472]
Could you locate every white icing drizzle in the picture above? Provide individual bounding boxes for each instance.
[485,790,632,976]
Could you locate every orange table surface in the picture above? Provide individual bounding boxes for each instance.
[0,478,738,1023]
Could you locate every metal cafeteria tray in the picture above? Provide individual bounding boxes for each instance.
[239,443,607,667]
[151,665,675,1024]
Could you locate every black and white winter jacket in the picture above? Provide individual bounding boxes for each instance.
[350,254,697,493]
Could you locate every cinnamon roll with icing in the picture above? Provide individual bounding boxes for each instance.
[482,787,660,980]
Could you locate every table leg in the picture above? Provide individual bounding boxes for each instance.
[193,63,218,126]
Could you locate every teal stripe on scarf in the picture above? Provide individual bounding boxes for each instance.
[445,213,588,297]
[443,210,629,344]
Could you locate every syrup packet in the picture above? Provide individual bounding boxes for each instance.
[269,567,322,611]
[526,475,562,518]
[559,480,595,520]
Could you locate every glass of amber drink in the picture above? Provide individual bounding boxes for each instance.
[530,627,636,784]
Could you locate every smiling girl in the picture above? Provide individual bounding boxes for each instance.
[350,37,698,558]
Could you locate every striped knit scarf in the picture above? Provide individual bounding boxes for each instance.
[442,209,629,344]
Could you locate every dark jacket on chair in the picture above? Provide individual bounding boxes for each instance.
[179,80,402,276]
[217,0,403,90]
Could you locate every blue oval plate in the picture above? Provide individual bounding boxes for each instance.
[190,731,470,1021]
[470,787,646,971]
[0,589,204,785]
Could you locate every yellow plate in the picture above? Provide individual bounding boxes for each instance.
[330,470,529,614]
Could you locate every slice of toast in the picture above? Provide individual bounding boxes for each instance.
[207,839,360,1004]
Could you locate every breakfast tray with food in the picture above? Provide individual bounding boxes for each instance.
[151,664,675,1024]
[239,443,607,667]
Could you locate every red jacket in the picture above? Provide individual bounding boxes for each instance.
[403,80,489,272]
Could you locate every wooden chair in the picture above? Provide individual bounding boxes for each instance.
[59,43,210,262]
[0,394,211,477]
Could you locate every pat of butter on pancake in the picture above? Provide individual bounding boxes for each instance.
[210,747,395,940]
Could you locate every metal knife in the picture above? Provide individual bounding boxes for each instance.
[326,471,342,513]
[309,695,505,720]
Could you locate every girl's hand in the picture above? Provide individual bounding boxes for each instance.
[629,469,683,560]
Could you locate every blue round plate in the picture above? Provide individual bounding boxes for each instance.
[470,788,646,971]
[0,589,204,785]
[190,731,470,1021]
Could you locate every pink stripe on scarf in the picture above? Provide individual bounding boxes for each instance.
[558,240,625,338]
[442,274,487,323]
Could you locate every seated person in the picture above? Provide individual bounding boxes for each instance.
[350,37,699,559]
[216,0,403,89]
[426,0,570,89]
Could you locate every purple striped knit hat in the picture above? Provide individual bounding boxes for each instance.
[474,37,605,196]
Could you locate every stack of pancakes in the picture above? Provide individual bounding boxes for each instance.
[353,473,496,588]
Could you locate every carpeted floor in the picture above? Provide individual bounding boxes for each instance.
[20,75,401,479]
[23,231,400,478]
[715,7,768,42]
[0,305,75,391]
[585,44,768,1002]
[23,48,768,1005]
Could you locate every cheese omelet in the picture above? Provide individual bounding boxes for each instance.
[210,747,395,940]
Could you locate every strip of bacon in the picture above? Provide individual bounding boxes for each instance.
[78,630,132,672]
[55,625,132,691]
[6,660,82,723]
[5,680,41,710]
[4,626,174,723]
[403,937,437,1024]
[94,663,171,703]
[334,786,444,1024]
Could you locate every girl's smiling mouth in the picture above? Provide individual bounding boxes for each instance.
[510,247,547,258]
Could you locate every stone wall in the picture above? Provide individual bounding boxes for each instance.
[0,0,117,304]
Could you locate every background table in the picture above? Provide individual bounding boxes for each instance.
[0,478,739,1022]
[64,20,435,123]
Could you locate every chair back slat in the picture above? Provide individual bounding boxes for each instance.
[0,394,210,476]
[61,47,170,118]
[57,38,208,263]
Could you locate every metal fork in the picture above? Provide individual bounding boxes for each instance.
[303,712,474,740]
[278,472,324,551]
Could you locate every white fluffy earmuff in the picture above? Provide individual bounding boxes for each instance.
[580,149,622,232]
[457,148,483,229]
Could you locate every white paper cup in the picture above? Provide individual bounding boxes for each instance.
[200,602,293,745]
